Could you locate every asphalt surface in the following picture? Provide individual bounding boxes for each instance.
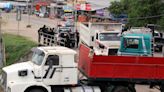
[0,12,162,92]
[1,13,60,42]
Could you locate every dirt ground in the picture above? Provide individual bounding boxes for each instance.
[1,16,39,42]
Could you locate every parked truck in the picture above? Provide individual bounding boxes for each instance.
[37,26,76,48]
[118,27,164,56]
[56,26,76,48]
[1,45,164,92]
[0,2,13,12]
[78,22,122,55]
[118,27,153,56]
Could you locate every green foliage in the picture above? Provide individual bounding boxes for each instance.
[158,17,164,30]
[127,0,162,26]
[109,0,164,30]
[109,1,124,16]
[3,34,37,65]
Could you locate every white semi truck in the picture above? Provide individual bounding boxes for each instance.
[78,22,122,55]
[1,46,164,92]
[0,46,100,92]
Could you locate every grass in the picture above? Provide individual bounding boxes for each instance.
[3,33,37,66]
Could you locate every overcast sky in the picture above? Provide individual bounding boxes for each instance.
[86,0,120,7]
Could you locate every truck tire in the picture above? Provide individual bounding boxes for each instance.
[29,88,45,92]
[128,85,136,92]
[160,84,164,92]
[112,86,130,92]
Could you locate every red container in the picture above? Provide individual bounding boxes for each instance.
[78,44,164,81]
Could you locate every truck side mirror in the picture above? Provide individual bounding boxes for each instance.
[99,44,105,49]
[91,36,94,41]
[96,33,98,39]
[49,60,53,69]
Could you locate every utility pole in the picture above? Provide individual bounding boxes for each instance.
[0,10,2,40]
[0,10,5,67]
[74,0,77,31]
[16,8,21,36]
[26,0,32,28]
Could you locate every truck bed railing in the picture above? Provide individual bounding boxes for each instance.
[38,32,57,46]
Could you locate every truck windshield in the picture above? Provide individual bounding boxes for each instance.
[99,33,120,41]
[31,49,45,65]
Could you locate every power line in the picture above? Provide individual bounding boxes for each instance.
[128,14,164,20]
[119,14,164,20]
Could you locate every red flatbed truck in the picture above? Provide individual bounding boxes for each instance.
[78,43,164,92]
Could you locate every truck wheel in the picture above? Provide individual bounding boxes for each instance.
[128,85,136,92]
[160,84,164,92]
[29,88,45,92]
[112,86,130,92]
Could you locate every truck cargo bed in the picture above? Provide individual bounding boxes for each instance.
[78,44,164,82]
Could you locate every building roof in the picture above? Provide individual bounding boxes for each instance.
[86,0,110,8]
[86,0,120,11]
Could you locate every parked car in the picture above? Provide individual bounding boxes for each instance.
[65,19,74,27]
[39,12,49,18]
[61,13,74,21]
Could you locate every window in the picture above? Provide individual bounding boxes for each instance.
[45,55,59,65]
[31,51,45,65]
[124,38,139,49]
[99,33,120,41]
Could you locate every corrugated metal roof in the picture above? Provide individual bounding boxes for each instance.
[86,0,110,7]
[86,0,120,11]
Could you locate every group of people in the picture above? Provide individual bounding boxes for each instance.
[37,25,80,48]
[38,25,56,46]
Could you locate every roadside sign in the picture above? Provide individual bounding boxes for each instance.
[75,4,91,11]
[63,5,73,12]
[86,4,91,11]
[76,4,81,10]
[96,9,104,16]
[16,9,21,21]
[36,4,40,11]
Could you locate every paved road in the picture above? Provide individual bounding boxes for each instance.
[0,13,162,92]
[1,13,60,42]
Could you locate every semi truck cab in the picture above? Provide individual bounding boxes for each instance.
[94,31,120,55]
[1,46,78,92]
[118,33,152,56]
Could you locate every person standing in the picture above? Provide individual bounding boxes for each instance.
[38,27,42,44]
[65,32,71,48]
[42,25,48,45]
[38,25,46,45]
[76,30,79,48]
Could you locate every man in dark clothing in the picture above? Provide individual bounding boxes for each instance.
[38,25,46,45]
[47,28,55,45]
[76,30,79,48]
[65,32,71,48]
[50,28,55,45]
[38,28,42,44]
[42,26,48,45]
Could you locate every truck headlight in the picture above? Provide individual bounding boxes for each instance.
[18,70,28,77]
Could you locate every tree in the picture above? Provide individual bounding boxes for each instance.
[109,0,164,30]
[128,0,163,27]
[108,1,124,17]
[157,2,164,30]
